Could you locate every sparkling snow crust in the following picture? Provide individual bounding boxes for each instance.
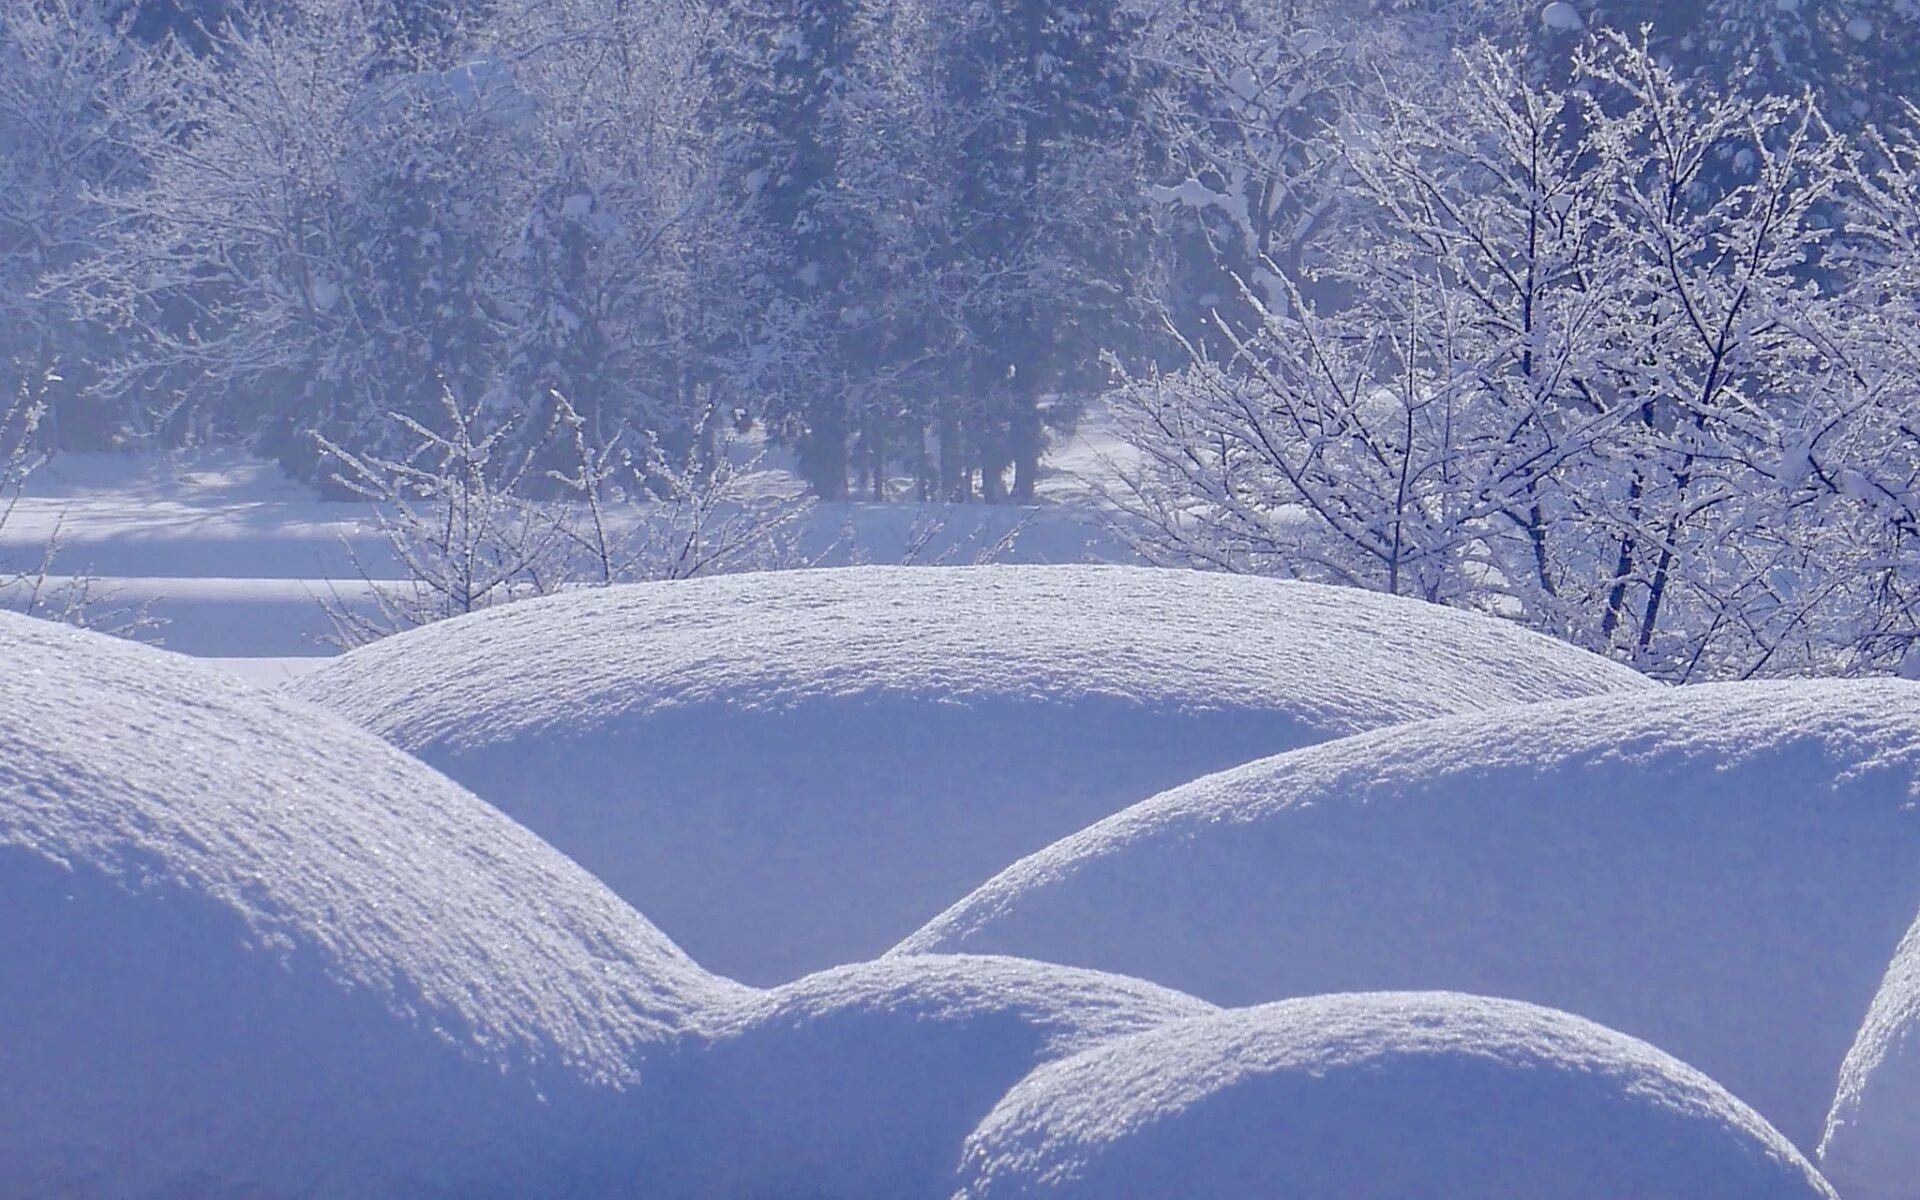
[1823,905,1920,1200]
[0,610,739,1199]
[656,954,1214,1200]
[951,992,1836,1200]
[897,678,1920,1149]
[288,564,1649,983]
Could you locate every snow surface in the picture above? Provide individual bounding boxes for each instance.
[896,679,1920,1150]
[0,609,742,1200]
[952,992,1837,1200]
[656,955,1214,1200]
[1821,907,1920,1200]
[2,447,1132,658]
[287,564,1649,983]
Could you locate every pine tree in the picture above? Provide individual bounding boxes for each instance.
[926,0,1160,501]
[709,0,872,499]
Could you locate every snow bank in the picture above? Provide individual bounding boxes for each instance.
[952,992,1836,1200]
[657,955,1213,1200]
[897,680,1920,1150]
[288,564,1648,983]
[1821,911,1920,1200]
[0,610,740,1200]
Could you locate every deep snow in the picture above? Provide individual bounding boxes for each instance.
[1822,906,1920,1200]
[287,564,1650,983]
[0,609,741,1200]
[951,992,1836,1200]
[657,955,1215,1200]
[896,679,1920,1150]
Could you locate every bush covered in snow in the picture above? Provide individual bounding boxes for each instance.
[952,992,1836,1200]
[899,679,1920,1149]
[656,955,1213,1200]
[289,564,1648,983]
[0,609,740,1199]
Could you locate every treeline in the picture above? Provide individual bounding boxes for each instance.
[0,0,1916,514]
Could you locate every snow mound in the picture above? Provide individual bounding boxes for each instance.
[1821,911,1920,1200]
[897,679,1920,1150]
[657,955,1214,1200]
[0,610,740,1200]
[952,992,1836,1200]
[287,564,1648,983]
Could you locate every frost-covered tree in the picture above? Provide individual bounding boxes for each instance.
[707,0,886,499]
[488,0,758,469]
[1576,31,1873,677]
[918,0,1162,501]
[67,0,528,473]
[0,0,144,449]
[1112,41,1626,611]
[1140,0,1357,347]
[1112,32,1914,678]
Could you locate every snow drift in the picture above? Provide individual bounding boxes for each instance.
[0,610,740,1200]
[896,679,1920,1150]
[656,955,1214,1200]
[1821,908,1920,1200]
[951,992,1836,1200]
[287,564,1649,983]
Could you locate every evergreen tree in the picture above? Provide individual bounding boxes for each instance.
[925,0,1161,501]
[710,0,871,498]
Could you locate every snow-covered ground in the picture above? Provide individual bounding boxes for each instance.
[895,679,1920,1152]
[6,441,1918,1199]
[0,611,742,1199]
[0,444,1134,659]
[953,992,1837,1200]
[284,565,1648,984]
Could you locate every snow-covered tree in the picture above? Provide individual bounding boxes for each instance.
[918,0,1163,501]
[1111,31,1913,678]
[1139,0,1357,347]
[0,0,144,449]
[488,0,759,470]
[67,0,528,473]
[706,0,872,498]
[1111,41,1625,611]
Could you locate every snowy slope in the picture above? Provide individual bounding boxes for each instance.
[952,992,1837,1200]
[896,679,1920,1150]
[1822,909,1920,1200]
[0,609,742,1200]
[657,955,1214,1200]
[287,564,1650,983]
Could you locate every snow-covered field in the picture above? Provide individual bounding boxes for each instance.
[0,443,1135,660]
[4,444,1919,1199]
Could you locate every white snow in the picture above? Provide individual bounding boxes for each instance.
[1,447,1137,658]
[1821,908,1920,1200]
[952,992,1837,1200]
[0,609,742,1199]
[896,679,1920,1151]
[655,955,1214,1200]
[1542,2,1586,32]
[287,564,1649,984]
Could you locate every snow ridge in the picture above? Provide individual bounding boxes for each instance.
[952,992,1837,1200]
[897,678,1920,1150]
[289,564,1650,983]
[0,610,739,1199]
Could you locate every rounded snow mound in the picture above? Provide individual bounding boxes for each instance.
[0,611,740,1200]
[1821,912,1920,1200]
[896,679,1920,1150]
[658,955,1214,1200]
[952,992,1836,1200]
[288,564,1648,983]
